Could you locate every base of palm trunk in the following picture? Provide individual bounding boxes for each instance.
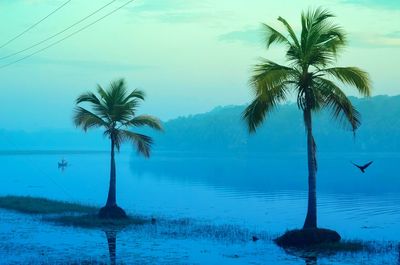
[275,228,341,247]
[98,205,127,219]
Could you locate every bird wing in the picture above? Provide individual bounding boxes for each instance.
[363,161,373,169]
[351,162,362,169]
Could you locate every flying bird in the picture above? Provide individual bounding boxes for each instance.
[351,161,373,173]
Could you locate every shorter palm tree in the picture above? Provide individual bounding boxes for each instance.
[74,78,163,218]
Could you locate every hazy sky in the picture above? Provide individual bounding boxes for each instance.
[0,0,399,130]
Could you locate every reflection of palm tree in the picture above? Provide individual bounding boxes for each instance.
[243,7,371,229]
[304,255,317,265]
[284,249,318,265]
[74,79,163,218]
[105,230,117,265]
[397,243,400,265]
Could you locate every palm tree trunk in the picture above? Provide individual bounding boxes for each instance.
[303,108,317,229]
[106,137,117,207]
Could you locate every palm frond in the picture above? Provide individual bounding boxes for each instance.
[244,59,294,132]
[317,78,361,132]
[277,16,300,47]
[120,130,153,157]
[126,89,145,101]
[243,97,269,133]
[250,59,296,94]
[304,7,334,29]
[76,91,110,120]
[243,82,289,133]
[73,107,108,132]
[322,67,371,96]
[96,85,109,101]
[262,23,292,48]
[76,92,101,105]
[127,115,163,131]
[300,8,346,68]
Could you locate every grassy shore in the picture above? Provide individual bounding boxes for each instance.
[0,195,149,229]
[0,195,97,214]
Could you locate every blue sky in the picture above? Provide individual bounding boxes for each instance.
[0,0,399,130]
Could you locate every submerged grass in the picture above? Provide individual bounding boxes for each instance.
[153,217,271,243]
[0,196,97,214]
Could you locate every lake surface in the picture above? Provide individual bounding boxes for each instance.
[0,151,399,264]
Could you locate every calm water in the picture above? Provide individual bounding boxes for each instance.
[0,151,399,264]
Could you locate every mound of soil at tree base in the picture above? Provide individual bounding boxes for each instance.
[275,228,341,247]
[98,205,127,219]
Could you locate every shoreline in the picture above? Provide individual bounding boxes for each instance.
[0,195,397,255]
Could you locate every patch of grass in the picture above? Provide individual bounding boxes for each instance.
[157,218,271,243]
[0,196,149,229]
[44,214,149,229]
[283,239,398,259]
[0,196,97,214]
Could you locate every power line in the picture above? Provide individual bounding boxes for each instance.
[0,0,72,49]
[0,0,134,69]
[0,0,118,61]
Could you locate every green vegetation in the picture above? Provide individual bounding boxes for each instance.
[242,7,371,242]
[0,195,148,229]
[149,95,400,153]
[0,196,96,214]
[73,78,163,219]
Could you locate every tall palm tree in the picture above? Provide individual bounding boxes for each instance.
[74,78,163,218]
[243,8,371,231]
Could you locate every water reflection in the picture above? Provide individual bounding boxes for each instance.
[132,152,400,194]
[397,243,400,265]
[304,255,318,265]
[104,230,117,265]
[284,249,318,265]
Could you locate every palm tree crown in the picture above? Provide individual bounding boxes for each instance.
[243,7,371,133]
[74,78,163,157]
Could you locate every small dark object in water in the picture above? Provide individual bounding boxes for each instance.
[58,158,68,171]
[351,161,373,173]
[224,254,240,259]
[151,217,157,224]
[275,228,341,247]
[252,236,259,242]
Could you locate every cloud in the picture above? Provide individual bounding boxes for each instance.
[385,31,400,38]
[342,0,400,9]
[349,31,400,48]
[218,28,263,45]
